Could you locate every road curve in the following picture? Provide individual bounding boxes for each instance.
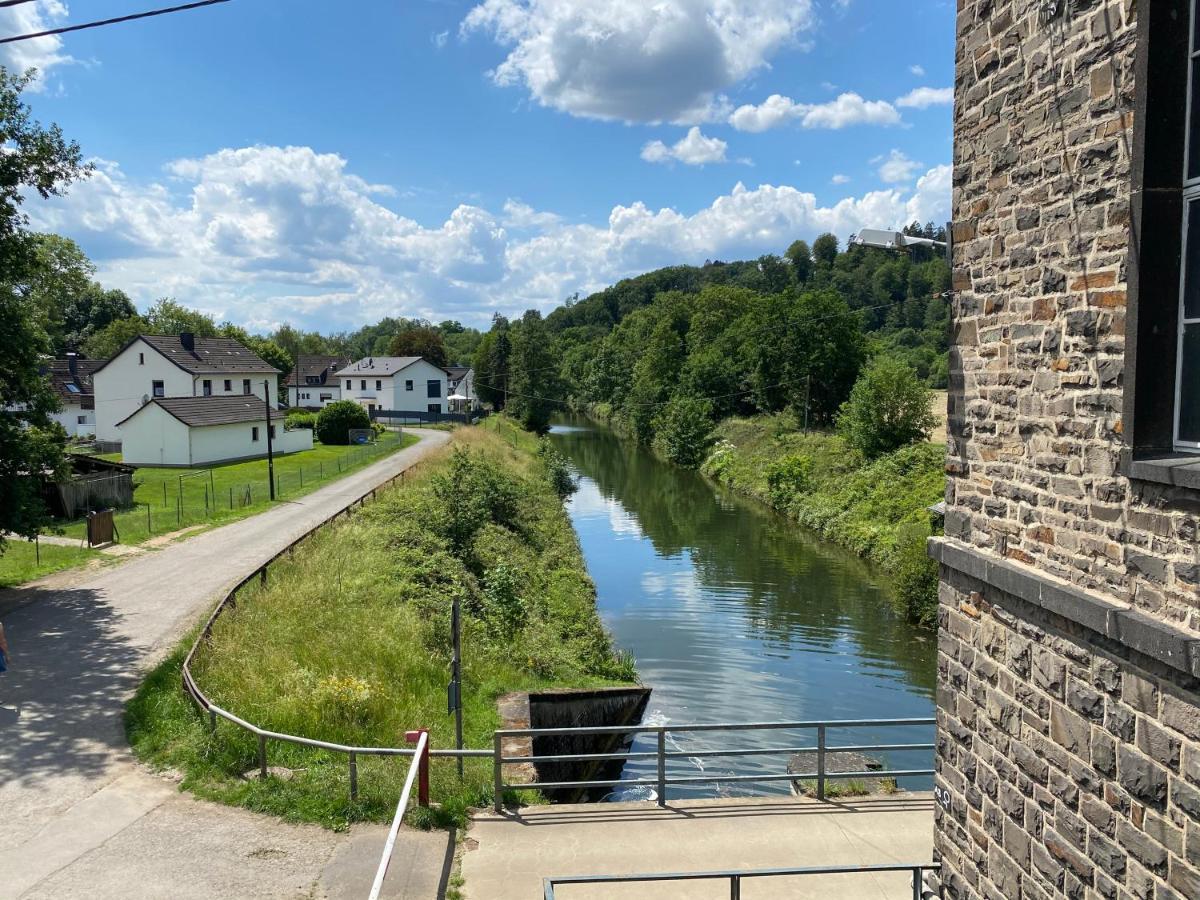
[0,428,453,899]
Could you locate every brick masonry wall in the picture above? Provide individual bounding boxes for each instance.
[948,0,1200,632]
[936,567,1200,899]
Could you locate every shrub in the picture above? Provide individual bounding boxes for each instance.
[766,454,813,506]
[537,438,577,498]
[316,400,370,445]
[892,522,939,625]
[481,562,527,637]
[285,409,317,430]
[652,396,714,468]
[430,448,520,555]
[837,356,938,459]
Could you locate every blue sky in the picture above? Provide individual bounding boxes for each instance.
[11,0,955,332]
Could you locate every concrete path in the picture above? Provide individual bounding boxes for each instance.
[0,428,453,900]
[463,794,935,899]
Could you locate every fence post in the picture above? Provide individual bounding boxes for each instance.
[146,503,151,534]
[260,566,267,586]
[258,734,268,779]
[349,751,358,801]
[730,875,741,900]
[817,724,826,801]
[493,731,504,813]
[657,729,667,807]
[404,730,430,807]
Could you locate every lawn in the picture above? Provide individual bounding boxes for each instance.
[0,539,103,589]
[60,430,418,547]
[127,424,636,830]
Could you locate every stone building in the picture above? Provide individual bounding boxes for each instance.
[932,0,1200,897]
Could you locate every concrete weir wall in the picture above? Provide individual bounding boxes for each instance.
[498,686,652,802]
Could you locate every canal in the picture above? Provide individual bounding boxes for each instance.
[548,417,937,800]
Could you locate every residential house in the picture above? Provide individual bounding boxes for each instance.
[444,365,477,409]
[91,333,280,446]
[116,396,311,467]
[932,3,1200,899]
[47,353,104,438]
[285,354,351,409]
[334,357,449,416]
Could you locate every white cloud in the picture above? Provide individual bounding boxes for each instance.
[641,127,728,166]
[0,1,73,87]
[28,144,951,331]
[831,173,850,185]
[909,64,925,77]
[728,92,900,132]
[895,86,953,109]
[459,0,815,124]
[876,149,922,183]
[432,30,450,49]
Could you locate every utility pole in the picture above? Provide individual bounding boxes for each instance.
[264,379,276,501]
[449,592,464,779]
[803,373,811,434]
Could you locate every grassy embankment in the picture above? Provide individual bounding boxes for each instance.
[126,423,635,830]
[702,415,945,624]
[0,540,103,589]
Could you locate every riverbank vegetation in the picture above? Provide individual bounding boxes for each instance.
[127,425,635,829]
[703,417,943,624]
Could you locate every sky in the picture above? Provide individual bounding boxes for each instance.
[10,0,955,333]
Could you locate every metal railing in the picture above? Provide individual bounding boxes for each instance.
[368,730,430,900]
[542,862,941,900]
[493,718,935,812]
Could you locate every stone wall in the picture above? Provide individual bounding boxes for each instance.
[935,566,1200,899]
[949,0,1200,632]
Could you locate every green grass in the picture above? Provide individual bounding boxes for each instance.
[61,430,418,546]
[702,415,944,624]
[126,423,636,830]
[0,539,103,588]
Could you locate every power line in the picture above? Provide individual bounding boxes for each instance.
[0,0,231,45]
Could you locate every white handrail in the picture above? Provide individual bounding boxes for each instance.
[368,731,429,900]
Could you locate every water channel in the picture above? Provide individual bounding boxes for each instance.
[548,416,937,800]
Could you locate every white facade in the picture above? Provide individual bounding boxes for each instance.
[336,358,450,415]
[50,404,95,438]
[118,403,311,467]
[288,384,341,408]
[93,337,276,444]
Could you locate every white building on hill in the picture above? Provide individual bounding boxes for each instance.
[335,357,449,416]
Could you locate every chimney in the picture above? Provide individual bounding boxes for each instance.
[180,332,195,352]
[66,352,78,376]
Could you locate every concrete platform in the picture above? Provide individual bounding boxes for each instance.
[462,794,935,899]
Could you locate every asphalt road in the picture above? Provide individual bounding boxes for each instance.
[0,429,453,899]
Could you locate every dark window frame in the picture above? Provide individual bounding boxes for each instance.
[252,426,260,442]
[405,379,414,391]
[202,379,212,397]
[427,379,441,398]
[243,378,251,395]
[152,380,165,398]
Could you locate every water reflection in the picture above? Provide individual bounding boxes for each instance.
[549,416,936,798]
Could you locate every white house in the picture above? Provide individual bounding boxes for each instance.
[285,354,351,409]
[92,333,280,446]
[444,366,477,409]
[116,395,311,467]
[48,354,104,438]
[334,357,450,416]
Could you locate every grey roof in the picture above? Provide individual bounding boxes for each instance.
[286,354,352,388]
[137,335,280,375]
[48,358,104,405]
[335,356,423,377]
[444,366,472,380]
[117,395,269,429]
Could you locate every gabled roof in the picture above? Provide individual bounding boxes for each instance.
[47,358,105,404]
[91,334,280,378]
[285,354,352,388]
[444,366,472,380]
[335,356,424,377]
[116,395,269,429]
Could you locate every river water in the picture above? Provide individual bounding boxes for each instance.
[548,417,937,800]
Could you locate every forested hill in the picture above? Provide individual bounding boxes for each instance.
[475,224,951,449]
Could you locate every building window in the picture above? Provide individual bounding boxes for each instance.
[243,379,251,395]
[320,393,332,402]
[361,379,367,390]
[427,379,441,398]
[224,379,232,392]
[152,380,165,398]
[138,352,144,365]
[405,379,413,391]
[252,426,260,441]
[269,425,276,439]
[376,379,382,391]
[77,415,86,425]
[202,379,212,396]
[428,403,442,414]
[346,380,352,390]
[1180,16,1200,447]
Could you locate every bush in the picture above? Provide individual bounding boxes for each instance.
[430,448,520,555]
[316,400,370,445]
[652,396,714,468]
[836,356,938,459]
[537,438,577,498]
[285,409,317,430]
[892,523,939,625]
[766,454,813,506]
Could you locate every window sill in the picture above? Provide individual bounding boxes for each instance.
[1125,452,1200,489]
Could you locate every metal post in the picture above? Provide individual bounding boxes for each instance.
[349,751,358,801]
[803,373,811,433]
[146,503,151,534]
[229,487,233,510]
[162,481,167,507]
[258,734,268,779]
[730,875,741,900]
[451,593,464,780]
[816,724,826,801]
[912,867,921,900]
[264,380,276,501]
[657,730,667,807]
[34,533,39,565]
[493,731,504,813]
[404,730,430,807]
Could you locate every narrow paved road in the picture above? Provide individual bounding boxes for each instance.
[0,429,453,899]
